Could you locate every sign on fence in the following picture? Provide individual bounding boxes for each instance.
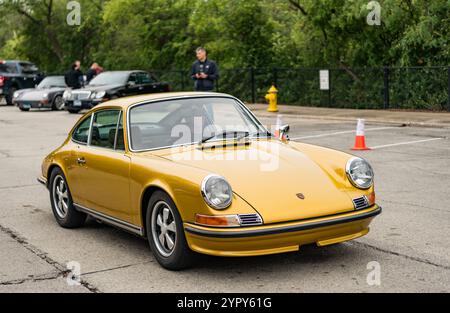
[319,70,329,90]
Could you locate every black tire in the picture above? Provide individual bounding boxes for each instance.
[19,106,30,112]
[51,95,65,111]
[49,167,86,228]
[146,191,196,270]
[5,86,17,105]
[67,108,81,114]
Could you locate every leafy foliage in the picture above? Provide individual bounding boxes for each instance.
[0,0,448,109]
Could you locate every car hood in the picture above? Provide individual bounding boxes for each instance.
[150,139,356,224]
[18,87,64,100]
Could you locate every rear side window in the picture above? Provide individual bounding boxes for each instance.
[0,63,18,73]
[90,110,121,149]
[72,115,92,144]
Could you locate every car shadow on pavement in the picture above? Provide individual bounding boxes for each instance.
[82,217,356,273]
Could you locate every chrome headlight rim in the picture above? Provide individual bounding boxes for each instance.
[345,157,374,190]
[201,174,233,210]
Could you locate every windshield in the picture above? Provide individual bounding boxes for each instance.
[38,76,66,89]
[88,72,129,86]
[129,97,268,151]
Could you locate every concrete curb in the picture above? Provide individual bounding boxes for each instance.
[247,104,450,129]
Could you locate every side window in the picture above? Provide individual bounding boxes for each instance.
[90,110,121,149]
[72,115,92,144]
[19,62,39,74]
[137,72,152,84]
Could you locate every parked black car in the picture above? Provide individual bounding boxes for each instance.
[64,70,170,113]
[0,60,44,105]
[13,76,67,111]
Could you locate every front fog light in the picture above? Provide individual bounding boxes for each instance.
[346,157,374,189]
[201,175,233,209]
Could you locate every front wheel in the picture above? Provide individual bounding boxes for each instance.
[19,106,30,112]
[49,168,86,228]
[67,108,80,114]
[52,95,65,111]
[146,191,195,270]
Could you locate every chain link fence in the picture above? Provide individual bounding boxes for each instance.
[151,66,450,111]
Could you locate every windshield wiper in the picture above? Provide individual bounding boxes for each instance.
[198,130,249,145]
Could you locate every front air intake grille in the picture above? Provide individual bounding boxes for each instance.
[353,196,370,210]
[238,213,263,226]
[71,91,91,100]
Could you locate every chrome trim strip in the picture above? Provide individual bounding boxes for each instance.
[185,206,382,238]
[73,203,143,236]
[125,94,271,153]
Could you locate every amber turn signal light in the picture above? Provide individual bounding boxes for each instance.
[195,214,240,228]
[367,191,376,206]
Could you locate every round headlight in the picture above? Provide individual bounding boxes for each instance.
[63,90,71,100]
[346,157,374,189]
[95,91,106,99]
[13,91,20,99]
[201,175,233,209]
[42,93,48,99]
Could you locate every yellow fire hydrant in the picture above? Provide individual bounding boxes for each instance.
[265,85,278,112]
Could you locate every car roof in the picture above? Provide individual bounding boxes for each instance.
[94,92,235,110]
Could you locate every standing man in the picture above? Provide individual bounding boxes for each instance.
[190,47,219,91]
[86,62,102,83]
[64,60,83,89]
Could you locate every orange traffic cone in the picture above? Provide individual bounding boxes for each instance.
[351,119,371,150]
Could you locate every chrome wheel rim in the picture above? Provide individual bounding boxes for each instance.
[54,96,65,110]
[151,201,177,257]
[52,175,69,219]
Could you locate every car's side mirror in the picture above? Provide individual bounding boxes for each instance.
[278,124,290,141]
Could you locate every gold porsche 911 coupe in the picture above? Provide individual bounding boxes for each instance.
[38,92,381,270]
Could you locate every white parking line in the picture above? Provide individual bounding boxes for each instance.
[370,138,445,149]
[290,127,396,140]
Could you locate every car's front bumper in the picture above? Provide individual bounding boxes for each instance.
[65,99,103,110]
[15,100,50,109]
[184,205,381,257]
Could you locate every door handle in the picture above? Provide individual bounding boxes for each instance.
[77,157,86,165]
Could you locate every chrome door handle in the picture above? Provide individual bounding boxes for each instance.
[77,157,86,165]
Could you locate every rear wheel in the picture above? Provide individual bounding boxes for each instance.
[5,86,16,105]
[52,95,65,111]
[146,191,195,270]
[49,168,86,228]
[19,106,30,112]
